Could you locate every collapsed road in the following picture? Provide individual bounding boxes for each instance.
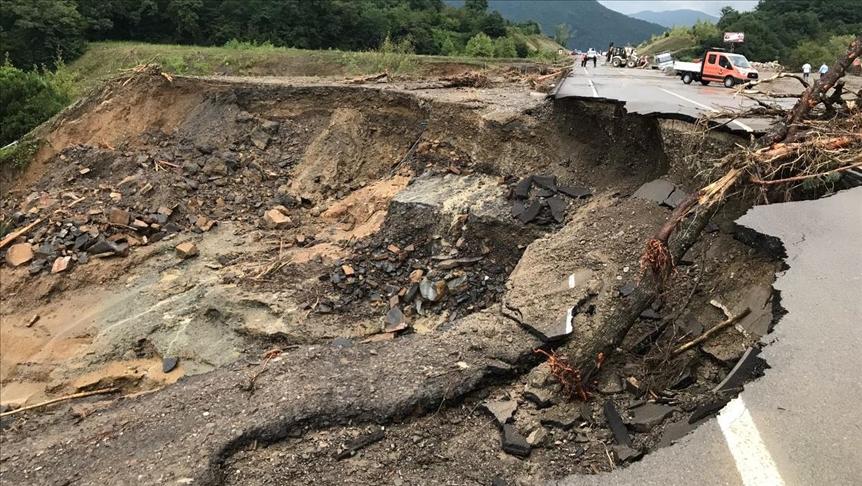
[0,66,852,485]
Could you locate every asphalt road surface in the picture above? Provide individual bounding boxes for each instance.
[554,62,798,134]
[556,187,862,486]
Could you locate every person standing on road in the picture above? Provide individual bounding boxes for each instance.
[819,63,829,80]
[802,62,811,82]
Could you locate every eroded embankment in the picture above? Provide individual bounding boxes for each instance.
[0,72,781,485]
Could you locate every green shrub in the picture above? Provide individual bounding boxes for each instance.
[0,60,74,146]
[0,139,42,171]
[465,33,494,58]
[343,35,418,74]
[493,36,517,58]
[788,34,856,69]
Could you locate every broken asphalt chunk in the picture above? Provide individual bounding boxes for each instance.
[603,401,632,447]
[632,179,675,204]
[500,424,531,457]
[558,185,592,199]
[662,188,689,209]
[713,347,763,393]
[532,174,557,192]
[383,307,408,333]
[546,196,566,223]
[511,200,526,218]
[517,200,541,224]
[626,403,676,432]
[483,399,517,425]
[539,405,581,430]
[513,177,532,199]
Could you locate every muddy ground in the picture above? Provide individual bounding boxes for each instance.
[1,70,782,485]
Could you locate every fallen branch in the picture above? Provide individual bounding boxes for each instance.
[0,388,119,418]
[751,161,862,186]
[0,218,44,249]
[672,308,751,356]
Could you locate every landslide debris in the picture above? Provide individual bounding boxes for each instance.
[0,70,781,485]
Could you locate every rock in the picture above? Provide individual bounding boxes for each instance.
[383,307,408,333]
[523,386,554,409]
[546,196,566,223]
[334,428,385,460]
[596,371,624,394]
[73,234,90,254]
[162,357,179,373]
[408,269,424,283]
[619,282,636,297]
[28,259,45,274]
[250,128,271,150]
[500,424,531,457]
[626,403,676,432]
[419,278,447,302]
[513,177,532,199]
[5,243,34,267]
[558,185,592,199]
[602,400,631,447]
[639,308,662,320]
[539,405,580,430]
[341,264,354,276]
[261,208,292,229]
[261,119,280,134]
[196,142,216,154]
[236,111,254,122]
[437,256,482,270]
[483,399,517,425]
[87,237,125,255]
[108,207,131,226]
[175,242,199,259]
[632,179,675,204]
[51,256,72,273]
[331,337,353,349]
[183,161,200,175]
[526,427,548,447]
[518,200,541,224]
[203,158,228,176]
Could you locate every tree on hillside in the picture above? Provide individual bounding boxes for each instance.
[465,0,488,13]
[465,32,494,57]
[0,0,87,68]
[553,23,571,48]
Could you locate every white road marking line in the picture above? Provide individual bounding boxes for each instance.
[717,398,786,486]
[658,88,753,132]
[588,79,598,97]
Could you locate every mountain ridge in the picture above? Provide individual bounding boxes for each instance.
[631,9,718,27]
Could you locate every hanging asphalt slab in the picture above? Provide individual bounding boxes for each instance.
[555,187,862,486]
[554,63,798,134]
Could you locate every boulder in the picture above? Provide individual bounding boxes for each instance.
[5,243,34,267]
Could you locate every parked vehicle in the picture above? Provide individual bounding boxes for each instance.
[609,46,639,68]
[654,52,674,71]
[674,49,759,87]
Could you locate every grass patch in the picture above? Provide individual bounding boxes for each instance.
[0,139,42,171]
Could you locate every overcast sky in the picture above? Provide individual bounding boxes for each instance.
[598,1,758,17]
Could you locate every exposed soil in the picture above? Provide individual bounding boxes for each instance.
[0,70,782,485]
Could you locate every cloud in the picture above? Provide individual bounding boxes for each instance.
[598,1,758,17]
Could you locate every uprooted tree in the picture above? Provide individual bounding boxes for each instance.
[555,34,862,391]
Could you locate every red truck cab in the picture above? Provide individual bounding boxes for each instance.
[700,50,758,87]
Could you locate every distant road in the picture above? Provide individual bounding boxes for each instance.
[554,63,798,134]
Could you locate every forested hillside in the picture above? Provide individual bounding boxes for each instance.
[475,0,666,50]
[706,0,862,64]
[0,0,549,70]
[632,9,717,28]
